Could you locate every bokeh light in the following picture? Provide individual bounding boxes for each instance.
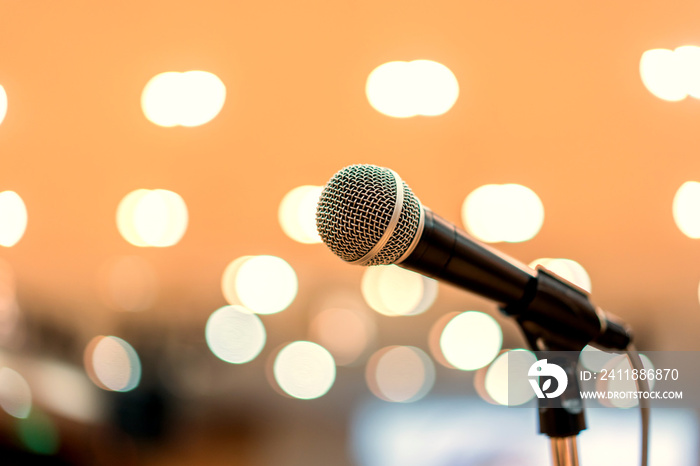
[272,341,336,400]
[579,344,618,373]
[279,185,323,244]
[31,360,103,424]
[440,311,503,371]
[205,305,266,364]
[473,364,497,405]
[221,255,298,314]
[133,189,188,246]
[220,256,252,302]
[640,48,687,101]
[0,84,7,126]
[461,184,544,243]
[484,349,537,406]
[529,257,592,293]
[673,181,700,238]
[141,70,226,127]
[640,46,700,102]
[84,336,141,392]
[676,45,700,98]
[428,312,461,369]
[0,191,27,247]
[116,189,149,247]
[0,259,20,344]
[98,255,158,312]
[361,265,438,316]
[309,307,373,366]
[366,346,435,403]
[116,189,188,247]
[0,367,31,418]
[366,60,459,118]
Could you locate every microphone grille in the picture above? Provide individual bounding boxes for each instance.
[316,164,422,265]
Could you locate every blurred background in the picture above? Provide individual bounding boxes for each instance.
[0,1,699,464]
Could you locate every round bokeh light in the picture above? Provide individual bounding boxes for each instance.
[439,311,503,371]
[221,255,298,315]
[272,341,336,400]
[205,305,266,364]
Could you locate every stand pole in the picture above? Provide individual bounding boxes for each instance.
[502,269,604,466]
[536,356,585,466]
[514,319,586,466]
[551,436,580,466]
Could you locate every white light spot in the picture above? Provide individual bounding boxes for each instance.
[205,305,266,364]
[529,258,592,293]
[0,85,7,126]
[221,255,298,315]
[116,189,188,247]
[361,265,437,316]
[0,367,31,418]
[440,311,502,371]
[278,185,323,244]
[0,259,19,344]
[579,345,618,373]
[462,184,544,243]
[366,60,459,118]
[0,191,27,247]
[141,71,226,127]
[640,49,687,102]
[473,365,497,405]
[639,46,700,102]
[428,312,460,369]
[366,346,435,403]
[273,341,336,400]
[133,190,188,247]
[32,360,103,423]
[675,46,700,98]
[85,336,141,392]
[484,349,537,406]
[639,45,700,102]
[221,256,252,303]
[673,181,700,238]
[116,189,149,247]
[141,72,181,127]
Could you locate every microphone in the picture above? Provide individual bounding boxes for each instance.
[315,164,632,351]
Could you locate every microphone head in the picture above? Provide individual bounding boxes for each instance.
[316,164,423,266]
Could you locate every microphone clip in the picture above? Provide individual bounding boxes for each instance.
[501,267,631,352]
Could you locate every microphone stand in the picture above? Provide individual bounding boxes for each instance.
[498,267,624,466]
[551,437,580,466]
[514,313,587,466]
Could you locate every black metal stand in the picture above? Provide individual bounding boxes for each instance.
[532,350,586,466]
[502,268,593,466]
[518,329,587,466]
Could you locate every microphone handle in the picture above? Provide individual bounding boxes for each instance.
[399,209,631,350]
[400,208,536,305]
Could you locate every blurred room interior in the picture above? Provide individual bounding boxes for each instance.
[0,1,699,464]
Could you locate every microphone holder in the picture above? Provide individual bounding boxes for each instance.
[519,328,586,466]
[502,269,594,466]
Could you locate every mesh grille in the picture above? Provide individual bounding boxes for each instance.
[316,164,422,265]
